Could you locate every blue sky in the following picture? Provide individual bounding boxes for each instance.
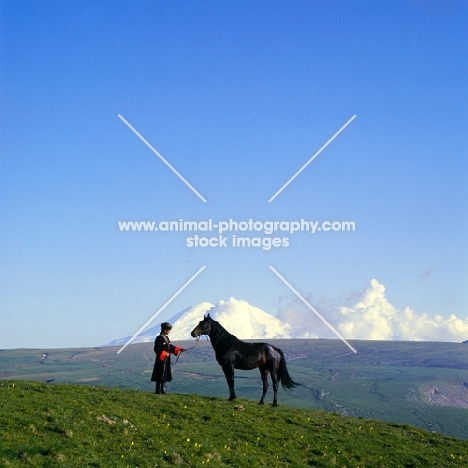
[1,1,467,348]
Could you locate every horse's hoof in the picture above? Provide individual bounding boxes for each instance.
[228,396,236,401]
[272,402,278,407]
[258,401,264,405]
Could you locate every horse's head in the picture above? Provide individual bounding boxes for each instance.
[191,313,213,338]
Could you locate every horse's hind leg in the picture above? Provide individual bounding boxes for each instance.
[222,363,236,401]
[271,369,279,407]
[258,367,269,405]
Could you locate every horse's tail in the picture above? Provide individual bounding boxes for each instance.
[277,348,300,390]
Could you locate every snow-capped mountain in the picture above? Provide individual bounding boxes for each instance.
[105,298,292,347]
[169,297,292,340]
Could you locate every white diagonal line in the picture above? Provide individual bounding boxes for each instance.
[268,115,356,202]
[118,114,207,202]
[117,266,206,354]
[269,266,357,353]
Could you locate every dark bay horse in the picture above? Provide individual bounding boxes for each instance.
[190,314,299,406]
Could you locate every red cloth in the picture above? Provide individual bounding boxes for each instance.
[159,350,169,361]
[174,346,181,356]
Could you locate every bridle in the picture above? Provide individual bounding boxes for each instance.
[174,323,210,365]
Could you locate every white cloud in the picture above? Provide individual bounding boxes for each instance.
[277,278,468,342]
[338,279,397,340]
[338,279,468,342]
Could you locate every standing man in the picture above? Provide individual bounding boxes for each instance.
[151,322,185,394]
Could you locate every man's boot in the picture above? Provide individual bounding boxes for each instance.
[161,384,166,394]
[155,382,161,394]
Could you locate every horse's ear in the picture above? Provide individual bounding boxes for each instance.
[205,312,210,319]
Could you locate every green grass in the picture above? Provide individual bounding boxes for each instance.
[1,380,468,467]
[2,340,468,440]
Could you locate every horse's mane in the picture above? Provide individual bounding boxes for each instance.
[207,316,241,346]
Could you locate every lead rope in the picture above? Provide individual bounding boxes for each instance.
[174,335,209,365]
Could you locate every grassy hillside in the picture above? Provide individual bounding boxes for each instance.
[1,340,468,440]
[1,380,468,467]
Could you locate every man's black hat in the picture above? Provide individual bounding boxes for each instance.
[161,322,172,331]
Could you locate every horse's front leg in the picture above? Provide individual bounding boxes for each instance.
[258,367,269,405]
[221,363,236,401]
